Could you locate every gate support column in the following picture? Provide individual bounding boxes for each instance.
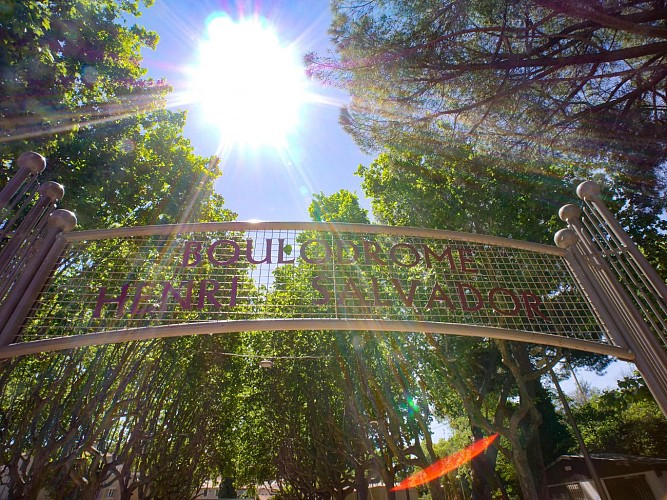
[0,182,64,302]
[557,193,667,417]
[0,210,76,346]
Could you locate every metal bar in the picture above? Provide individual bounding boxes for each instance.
[0,152,46,210]
[0,182,62,279]
[549,368,609,500]
[63,221,566,256]
[0,210,76,346]
[577,181,667,304]
[0,229,59,343]
[0,319,634,360]
[558,204,667,416]
[576,185,667,401]
[583,245,667,406]
[567,247,630,351]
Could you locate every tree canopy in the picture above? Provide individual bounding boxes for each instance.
[309,0,667,164]
[1,0,161,155]
[309,190,370,224]
[570,374,667,457]
[309,0,667,274]
[0,0,230,229]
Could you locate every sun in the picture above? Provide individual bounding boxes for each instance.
[189,14,308,147]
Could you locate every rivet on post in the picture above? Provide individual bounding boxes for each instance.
[0,152,47,210]
[49,209,77,233]
[17,151,47,175]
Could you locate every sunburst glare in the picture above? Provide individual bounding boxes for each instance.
[188,14,308,148]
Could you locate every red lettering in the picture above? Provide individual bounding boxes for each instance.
[370,277,391,307]
[181,241,202,267]
[457,282,484,312]
[160,281,194,311]
[277,239,295,264]
[335,239,360,264]
[131,282,155,317]
[208,239,240,266]
[459,247,478,274]
[337,279,369,307]
[426,283,455,310]
[423,245,455,270]
[197,280,223,309]
[391,279,421,308]
[362,240,387,266]
[246,238,272,265]
[390,243,421,268]
[488,287,520,316]
[312,275,331,305]
[229,276,239,307]
[521,291,550,322]
[300,239,332,264]
[92,284,130,318]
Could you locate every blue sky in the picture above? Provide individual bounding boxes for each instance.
[134,0,373,222]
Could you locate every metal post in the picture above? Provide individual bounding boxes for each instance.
[549,368,609,500]
[577,181,667,303]
[0,210,76,346]
[0,152,46,210]
[553,226,630,353]
[0,182,64,297]
[558,196,667,417]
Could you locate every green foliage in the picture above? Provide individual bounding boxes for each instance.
[535,385,574,464]
[312,0,667,277]
[353,145,617,498]
[0,1,237,497]
[571,374,667,457]
[1,0,160,156]
[0,0,231,229]
[357,146,581,243]
[309,190,370,224]
[312,0,667,164]
[32,109,233,228]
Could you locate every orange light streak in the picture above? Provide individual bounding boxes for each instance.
[392,434,499,491]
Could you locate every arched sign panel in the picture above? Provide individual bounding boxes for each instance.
[0,222,630,360]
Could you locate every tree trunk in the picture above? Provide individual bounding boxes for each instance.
[512,344,549,499]
[470,454,494,500]
[385,475,397,500]
[355,463,368,500]
[467,426,497,500]
[508,433,542,499]
[427,477,446,500]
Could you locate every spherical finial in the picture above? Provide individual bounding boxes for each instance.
[576,181,601,201]
[554,228,578,249]
[17,152,46,174]
[49,209,77,233]
[558,204,581,223]
[38,181,64,202]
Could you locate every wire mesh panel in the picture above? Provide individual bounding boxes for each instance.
[16,222,613,353]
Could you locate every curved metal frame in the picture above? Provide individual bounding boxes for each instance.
[1,221,623,360]
[64,221,566,256]
[0,319,632,360]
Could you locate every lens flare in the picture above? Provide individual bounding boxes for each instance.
[391,434,499,491]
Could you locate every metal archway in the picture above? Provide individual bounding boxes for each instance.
[1,158,666,414]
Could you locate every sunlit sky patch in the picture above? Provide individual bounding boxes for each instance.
[187,13,309,148]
